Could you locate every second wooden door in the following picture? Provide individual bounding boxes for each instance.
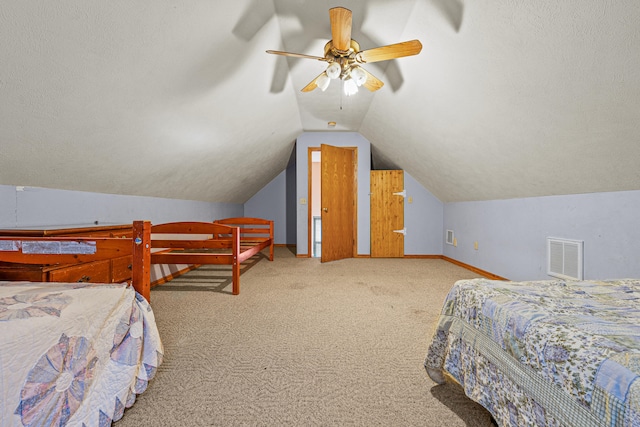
[370,170,404,258]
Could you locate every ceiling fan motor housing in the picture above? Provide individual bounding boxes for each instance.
[324,39,360,57]
[324,39,361,78]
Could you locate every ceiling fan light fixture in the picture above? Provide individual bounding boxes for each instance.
[326,62,341,79]
[351,66,367,87]
[316,72,331,91]
[267,7,421,95]
[343,77,358,96]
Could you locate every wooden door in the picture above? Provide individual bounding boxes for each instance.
[370,170,404,258]
[320,144,356,262]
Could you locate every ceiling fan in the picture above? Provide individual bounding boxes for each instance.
[266,7,422,95]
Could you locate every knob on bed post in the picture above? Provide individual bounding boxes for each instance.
[132,221,151,302]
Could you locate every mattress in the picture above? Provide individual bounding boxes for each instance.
[0,281,163,426]
[425,278,640,427]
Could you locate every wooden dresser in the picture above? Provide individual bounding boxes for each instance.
[0,224,133,284]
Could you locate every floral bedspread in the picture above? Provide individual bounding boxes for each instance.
[425,278,640,427]
[0,281,163,426]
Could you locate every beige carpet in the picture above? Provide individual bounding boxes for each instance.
[116,247,494,426]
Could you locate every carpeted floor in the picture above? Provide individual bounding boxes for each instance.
[115,247,495,426]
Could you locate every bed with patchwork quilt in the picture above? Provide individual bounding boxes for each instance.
[0,281,163,426]
[425,278,640,427]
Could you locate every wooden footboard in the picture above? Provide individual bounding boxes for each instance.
[214,217,274,262]
[145,218,273,295]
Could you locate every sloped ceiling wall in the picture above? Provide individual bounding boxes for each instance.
[1,1,639,204]
[0,1,302,203]
[362,0,640,202]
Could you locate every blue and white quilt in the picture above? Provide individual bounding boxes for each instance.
[425,278,640,427]
[0,281,163,426]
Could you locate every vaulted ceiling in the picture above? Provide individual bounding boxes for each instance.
[2,0,639,204]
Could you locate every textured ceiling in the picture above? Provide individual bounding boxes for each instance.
[1,0,639,204]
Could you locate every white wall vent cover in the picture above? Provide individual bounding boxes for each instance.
[446,230,454,245]
[547,237,583,280]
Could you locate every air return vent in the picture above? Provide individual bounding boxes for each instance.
[446,230,454,245]
[547,237,583,280]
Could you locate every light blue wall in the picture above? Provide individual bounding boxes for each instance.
[244,171,287,244]
[0,185,242,227]
[0,186,15,225]
[285,152,297,246]
[244,167,444,253]
[8,168,638,283]
[444,190,640,281]
[242,142,297,246]
[404,172,444,255]
[296,132,371,256]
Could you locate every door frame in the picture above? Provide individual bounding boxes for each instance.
[307,146,320,257]
[307,146,358,258]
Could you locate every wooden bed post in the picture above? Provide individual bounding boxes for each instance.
[132,221,151,302]
[269,220,274,261]
[232,226,240,295]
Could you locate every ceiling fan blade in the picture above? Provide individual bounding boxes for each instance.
[266,50,329,62]
[329,7,352,52]
[361,68,384,92]
[301,73,325,92]
[356,40,423,64]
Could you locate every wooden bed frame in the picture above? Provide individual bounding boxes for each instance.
[0,218,274,302]
[149,217,274,296]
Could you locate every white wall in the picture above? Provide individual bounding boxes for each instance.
[444,190,640,280]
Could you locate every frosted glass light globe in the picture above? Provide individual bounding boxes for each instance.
[316,72,330,91]
[351,67,367,87]
[326,62,341,79]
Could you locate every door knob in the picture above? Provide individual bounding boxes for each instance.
[322,207,328,213]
